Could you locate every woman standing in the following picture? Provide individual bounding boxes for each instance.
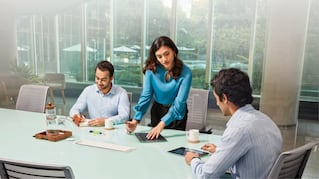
[126,36,192,139]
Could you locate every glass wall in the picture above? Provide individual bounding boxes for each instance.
[113,0,143,86]
[301,0,319,101]
[251,0,267,95]
[146,0,171,43]
[15,0,319,102]
[176,0,210,89]
[59,5,82,82]
[16,15,58,78]
[211,0,254,78]
[86,0,111,81]
[16,16,33,70]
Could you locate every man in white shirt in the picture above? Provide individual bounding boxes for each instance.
[70,60,130,127]
[185,68,282,179]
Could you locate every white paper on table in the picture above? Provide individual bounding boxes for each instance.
[79,119,90,127]
[76,140,135,152]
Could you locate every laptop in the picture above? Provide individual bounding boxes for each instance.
[134,132,167,143]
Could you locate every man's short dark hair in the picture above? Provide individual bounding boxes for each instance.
[95,60,114,77]
[211,68,253,107]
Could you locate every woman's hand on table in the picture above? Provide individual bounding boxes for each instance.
[146,121,165,140]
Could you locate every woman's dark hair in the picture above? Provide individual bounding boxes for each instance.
[95,60,114,77]
[211,68,253,107]
[143,36,183,79]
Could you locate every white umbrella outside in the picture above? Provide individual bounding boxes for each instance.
[130,45,141,50]
[17,46,29,51]
[113,46,137,53]
[178,46,195,51]
[63,43,97,52]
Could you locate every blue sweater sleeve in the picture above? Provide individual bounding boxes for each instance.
[133,71,153,120]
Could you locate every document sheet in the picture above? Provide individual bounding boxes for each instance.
[76,140,135,152]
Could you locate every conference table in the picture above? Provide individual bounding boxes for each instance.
[0,108,222,179]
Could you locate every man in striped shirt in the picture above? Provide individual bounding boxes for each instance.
[185,68,282,179]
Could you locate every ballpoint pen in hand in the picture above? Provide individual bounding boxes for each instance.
[72,114,86,126]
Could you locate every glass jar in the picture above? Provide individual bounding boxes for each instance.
[45,103,57,135]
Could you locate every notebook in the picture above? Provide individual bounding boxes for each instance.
[134,132,167,143]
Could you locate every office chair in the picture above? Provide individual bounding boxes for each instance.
[16,84,49,113]
[267,141,319,179]
[186,88,210,132]
[44,73,66,104]
[0,157,75,179]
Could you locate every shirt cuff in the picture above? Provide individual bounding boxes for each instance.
[191,157,201,166]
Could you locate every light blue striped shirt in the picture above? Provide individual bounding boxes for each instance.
[69,83,130,125]
[133,64,192,125]
[191,104,282,179]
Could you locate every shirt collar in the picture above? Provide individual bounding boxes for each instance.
[94,83,115,95]
[226,104,254,127]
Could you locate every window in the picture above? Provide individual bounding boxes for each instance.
[113,0,143,86]
[59,6,82,82]
[176,0,210,89]
[16,16,33,70]
[15,0,319,102]
[301,0,319,101]
[211,0,255,79]
[86,0,111,81]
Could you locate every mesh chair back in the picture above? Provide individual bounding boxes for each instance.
[267,141,319,179]
[16,84,49,113]
[0,158,74,179]
[186,88,209,131]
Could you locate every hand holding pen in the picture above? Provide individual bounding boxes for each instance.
[72,114,86,126]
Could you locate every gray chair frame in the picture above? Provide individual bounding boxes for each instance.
[127,92,132,119]
[16,84,49,113]
[0,158,74,179]
[267,141,319,179]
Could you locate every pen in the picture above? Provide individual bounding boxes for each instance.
[89,130,102,135]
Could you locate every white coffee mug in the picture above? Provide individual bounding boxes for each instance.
[186,129,200,143]
[105,119,114,130]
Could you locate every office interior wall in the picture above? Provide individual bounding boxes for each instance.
[0,2,16,74]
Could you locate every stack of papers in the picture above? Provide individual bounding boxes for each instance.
[76,140,135,152]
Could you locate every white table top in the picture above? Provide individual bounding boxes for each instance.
[0,108,221,179]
